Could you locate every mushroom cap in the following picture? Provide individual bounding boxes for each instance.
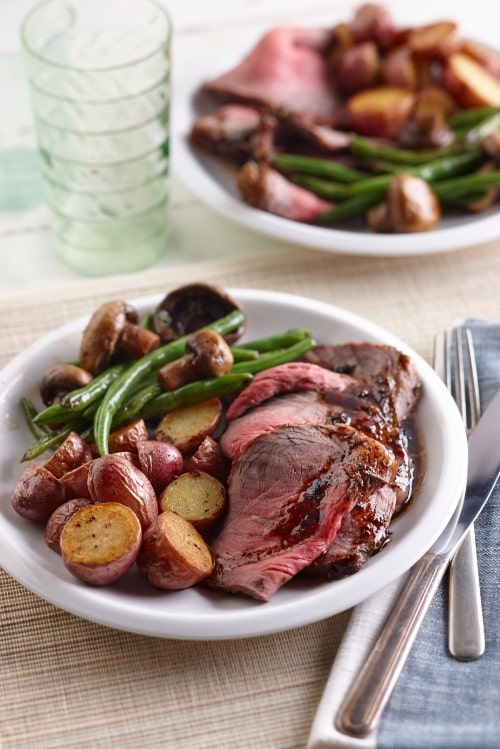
[79,300,132,374]
[40,363,93,406]
[387,174,441,232]
[153,283,246,344]
[186,329,234,377]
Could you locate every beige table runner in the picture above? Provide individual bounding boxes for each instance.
[2,240,500,749]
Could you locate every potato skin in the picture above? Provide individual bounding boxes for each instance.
[43,432,93,478]
[107,419,149,454]
[11,463,65,522]
[137,510,214,590]
[60,502,142,586]
[186,436,229,483]
[45,497,93,553]
[136,440,183,493]
[60,462,93,500]
[87,454,158,529]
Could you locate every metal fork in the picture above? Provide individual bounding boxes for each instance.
[434,327,485,661]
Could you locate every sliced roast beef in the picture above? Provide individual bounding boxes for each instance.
[236,161,333,221]
[302,342,420,423]
[203,26,340,119]
[207,422,398,601]
[189,104,263,162]
[226,361,356,420]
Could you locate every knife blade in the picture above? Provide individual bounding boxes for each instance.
[336,388,500,739]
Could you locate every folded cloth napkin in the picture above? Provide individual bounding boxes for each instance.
[308,318,500,749]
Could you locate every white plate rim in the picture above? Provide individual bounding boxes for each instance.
[0,288,467,639]
[172,26,500,257]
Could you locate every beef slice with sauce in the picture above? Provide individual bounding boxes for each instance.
[206,422,398,602]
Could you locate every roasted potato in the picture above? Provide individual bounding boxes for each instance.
[185,436,229,483]
[60,461,93,500]
[11,463,65,523]
[380,45,418,89]
[347,85,415,137]
[408,21,460,60]
[107,419,149,454]
[159,470,227,534]
[137,510,214,590]
[45,497,93,553]
[155,397,222,454]
[136,440,184,493]
[87,453,159,529]
[443,53,500,108]
[43,431,93,479]
[337,41,380,95]
[60,502,142,586]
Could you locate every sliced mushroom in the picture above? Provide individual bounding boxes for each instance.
[153,283,246,344]
[40,363,93,406]
[157,329,234,390]
[79,300,160,374]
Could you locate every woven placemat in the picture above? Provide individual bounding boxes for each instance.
[1,240,499,748]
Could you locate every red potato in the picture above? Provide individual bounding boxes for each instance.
[43,431,93,479]
[11,463,65,522]
[136,440,184,493]
[45,497,93,553]
[87,454,158,530]
[60,461,92,500]
[408,21,460,60]
[337,41,380,95]
[350,3,396,50]
[443,53,500,108]
[155,397,223,455]
[107,419,149,454]
[461,38,500,78]
[328,22,353,70]
[60,502,142,586]
[186,436,229,483]
[159,470,227,534]
[347,85,415,137]
[380,45,419,89]
[137,510,214,590]
[411,86,456,121]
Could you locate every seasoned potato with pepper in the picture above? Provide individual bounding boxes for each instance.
[60,502,142,586]
[45,497,93,554]
[155,397,222,454]
[43,431,93,478]
[137,510,214,590]
[11,463,65,522]
[159,470,227,534]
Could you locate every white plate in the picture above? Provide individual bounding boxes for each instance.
[172,34,500,257]
[0,289,467,639]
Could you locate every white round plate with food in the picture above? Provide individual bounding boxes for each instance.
[0,289,467,639]
[172,26,500,257]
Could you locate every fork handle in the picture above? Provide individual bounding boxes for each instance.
[335,551,449,738]
[448,527,485,660]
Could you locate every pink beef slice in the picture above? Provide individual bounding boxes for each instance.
[225,361,356,421]
[206,422,398,602]
[203,26,340,119]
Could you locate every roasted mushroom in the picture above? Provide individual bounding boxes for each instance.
[40,363,93,406]
[157,329,234,390]
[152,283,246,344]
[79,300,160,374]
[367,173,441,233]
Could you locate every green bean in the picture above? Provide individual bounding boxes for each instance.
[316,193,382,223]
[20,398,49,440]
[236,328,312,353]
[137,373,253,421]
[94,309,246,455]
[291,175,350,200]
[22,426,74,462]
[230,346,260,362]
[464,112,500,143]
[230,337,316,374]
[350,134,456,165]
[60,362,127,410]
[433,170,500,201]
[449,106,500,129]
[274,153,368,182]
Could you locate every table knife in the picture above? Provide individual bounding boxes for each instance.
[336,388,500,738]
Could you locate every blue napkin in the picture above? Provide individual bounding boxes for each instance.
[377,318,500,749]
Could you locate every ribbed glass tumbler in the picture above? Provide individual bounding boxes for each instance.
[21,0,172,276]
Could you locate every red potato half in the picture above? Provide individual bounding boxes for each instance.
[159,470,227,534]
[137,510,214,590]
[60,502,142,586]
[87,454,158,530]
[408,21,460,60]
[45,497,93,554]
[60,461,92,500]
[43,432,93,478]
[136,440,184,493]
[347,85,415,137]
[11,463,65,523]
[443,53,500,108]
[155,397,223,455]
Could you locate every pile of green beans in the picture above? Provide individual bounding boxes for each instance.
[21,310,316,460]
[273,108,500,225]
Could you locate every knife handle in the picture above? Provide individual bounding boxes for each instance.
[335,552,449,738]
[448,527,485,660]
